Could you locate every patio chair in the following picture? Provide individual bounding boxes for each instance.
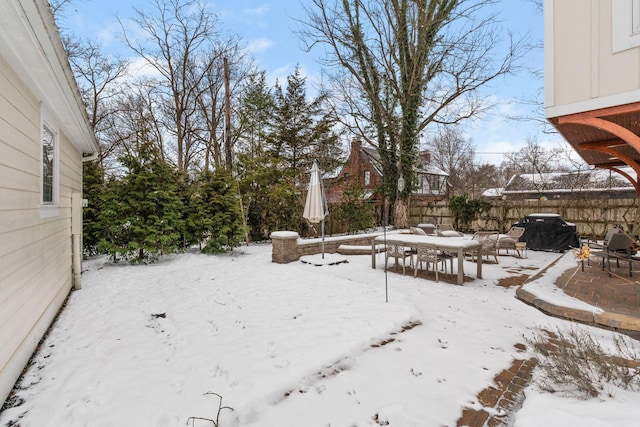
[436,223,455,232]
[411,227,428,236]
[590,232,634,277]
[587,228,621,251]
[497,227,525,256]
[468,231,499,263]
[385,244,413,275]
[417,223,437,235]
[413,247,450,281]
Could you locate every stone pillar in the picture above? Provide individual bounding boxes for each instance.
[271,231,300,263]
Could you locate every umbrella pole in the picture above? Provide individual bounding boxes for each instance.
[321,220,325,259]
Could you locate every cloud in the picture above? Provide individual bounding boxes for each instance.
[246,37,274,54]
[125,56,164,81]
[243,6,270,16]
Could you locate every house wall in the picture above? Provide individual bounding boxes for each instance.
[545,0,640,117]
[0,52,82,405]
[326,137,382,204]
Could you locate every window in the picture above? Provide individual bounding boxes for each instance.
[416,173,444,195]
[613,0,640,52]
[364,170,371,186]
[41,106,59,217]
[42,123,56,203]
[634,0,640,34]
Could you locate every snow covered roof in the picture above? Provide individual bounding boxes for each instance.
[504,169,636,193]
[482,187,504,198]
[361,146,448,177]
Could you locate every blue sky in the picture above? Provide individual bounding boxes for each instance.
[59,0,560,166]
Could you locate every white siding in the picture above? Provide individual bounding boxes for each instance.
[0,51,82,403]
[545,0,640,117]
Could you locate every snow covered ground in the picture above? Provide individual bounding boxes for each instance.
[1,243,639,427]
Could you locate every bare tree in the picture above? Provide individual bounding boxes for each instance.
[106,81,168,170]
[300,0,522,226]
[192,39,257,172]
[63,36,130,169]
[120,0,222,173]
[502,137,564,202]
[48,0,85,17]
[426,126,475,195]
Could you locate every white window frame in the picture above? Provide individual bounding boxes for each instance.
[364,170,371,186]
[613,0,640,52]
[634,0,640,34]
[40,105,59,218]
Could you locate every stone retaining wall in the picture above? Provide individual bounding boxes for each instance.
[271,231,385,263]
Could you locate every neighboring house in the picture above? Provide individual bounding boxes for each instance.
[545,0,640,194]
[481,187,504,200]
[325,137,449,207]
[502,170,637,201]
[0,0,98,405]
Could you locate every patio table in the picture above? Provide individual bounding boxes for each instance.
[371,234,483,285]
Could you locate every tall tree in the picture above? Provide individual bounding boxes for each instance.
[62,36,130,171]
[120,0,221,173]
[502,138,564,204]
[426,126,475,195]
[236,72,274,159]
[192,40,256,172]
[268,66,343,180]
[97,134,184,262]
[301,0,520,226]
[185,170,245,253]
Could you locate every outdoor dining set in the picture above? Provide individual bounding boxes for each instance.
[371,224,527,285]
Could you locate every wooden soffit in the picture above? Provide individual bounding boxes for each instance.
[548,101,640,194]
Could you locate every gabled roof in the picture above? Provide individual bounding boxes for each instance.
[482,187,504,198]
[504,169,636,194]
[361,146,449,177]
[361,147,384,176]
[0,0,98,154]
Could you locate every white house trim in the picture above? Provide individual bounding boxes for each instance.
[543,0,555,108]
[612,0,640,53]
[0,0,97,154]
[546,88,640,118]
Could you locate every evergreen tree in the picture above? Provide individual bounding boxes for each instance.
[330,181,375,234]
[96,175,128,262]
[449,193,490,233]
[188,170,245,253]
[236,72,274,158]
[82,160,105,255]
[269,65,343,181]
[237,153,302,241]
[97,135,184,263]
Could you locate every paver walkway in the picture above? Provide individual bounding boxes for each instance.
[558,258,640,318]
[389,252,640,426]
[459,253,640,426]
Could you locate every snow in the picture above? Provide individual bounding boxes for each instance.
[1,244,639,427]
[519,253,604,313]
[269,231,299,239]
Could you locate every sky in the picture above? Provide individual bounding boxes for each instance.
[1,242,639,426]
[57,0,560,167]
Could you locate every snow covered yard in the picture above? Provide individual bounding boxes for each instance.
[1,244,639,426]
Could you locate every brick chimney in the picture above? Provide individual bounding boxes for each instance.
[351,136,362,155]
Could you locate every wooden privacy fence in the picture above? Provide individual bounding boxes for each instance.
[409,198,640,238]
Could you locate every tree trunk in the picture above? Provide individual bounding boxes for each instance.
[394,197,410,229]
[224,57,233,171]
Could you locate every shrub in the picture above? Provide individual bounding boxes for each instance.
[528,326,640,399]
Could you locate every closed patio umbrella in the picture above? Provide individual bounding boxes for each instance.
[303,160,329,258]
